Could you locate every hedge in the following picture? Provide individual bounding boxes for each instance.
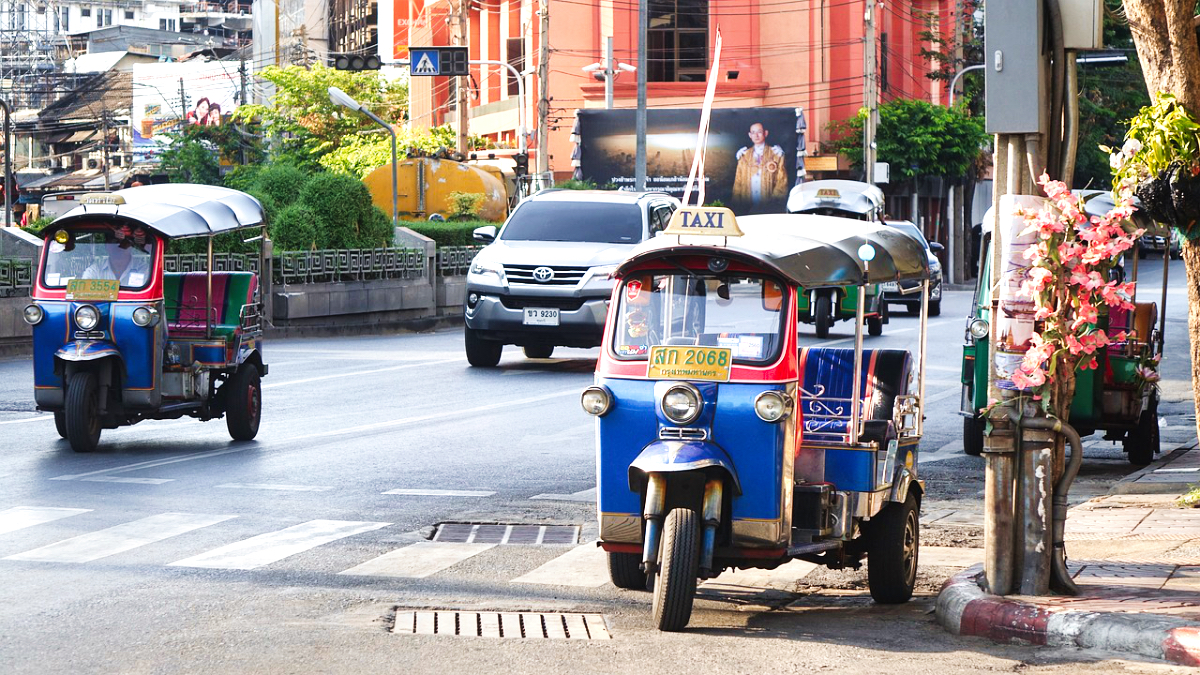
[401,219,492,248]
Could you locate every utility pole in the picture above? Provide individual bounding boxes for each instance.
[635,0,647,191]
[179,78,188,125]
[239,58,249,165]
[605,36,614,109]
[862,0,877,185]
[101,109,110,191]
[456,0,469,155]
[536,0,550,181]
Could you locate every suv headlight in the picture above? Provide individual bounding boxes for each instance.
[469,259,504,280]
[661,383,702,425]
[74,304,100,331]
[22,304,43,325]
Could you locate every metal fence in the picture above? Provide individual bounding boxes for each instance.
[0,257,34,296]
[437,246,484,276]
[164,253,261,275]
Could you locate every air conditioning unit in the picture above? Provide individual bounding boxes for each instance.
[60,156,73,170]
[86,158,99,169]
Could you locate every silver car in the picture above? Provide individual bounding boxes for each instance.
[463,189,680,366]
[879,220,943,316]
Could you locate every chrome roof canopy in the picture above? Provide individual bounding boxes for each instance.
[45,184,265,240]
[786,179,886,218]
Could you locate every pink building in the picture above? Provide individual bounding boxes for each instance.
[386,0,960,182]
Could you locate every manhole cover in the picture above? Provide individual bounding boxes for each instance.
[433,523,579,545]
[393,611,610,639]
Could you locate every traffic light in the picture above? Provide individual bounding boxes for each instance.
[332,54,382,71]
[514,152,529,177]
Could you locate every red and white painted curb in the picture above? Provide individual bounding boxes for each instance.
[936,567,1200,666]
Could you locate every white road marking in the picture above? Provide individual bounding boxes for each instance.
[0,415,52,425]
[51,446,252,482]
[262,358,461,389]
[921,440,964,464]
[80,476,175,485]
[169,519,390,570]
[5,513,235,563]
[339,541,494,578]
[811,318,957,347]
[530,487,597,503]
[511,543,610,587]
[382,489,496,497]
[0,506,91,536]
[216,483,334,492]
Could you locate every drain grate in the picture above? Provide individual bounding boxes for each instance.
[433,523,579,545]
[393,611,610,639]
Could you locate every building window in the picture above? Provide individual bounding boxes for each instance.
[506,37,524,98]
[97,8,112,25]
[647,0,708,82]
[159,18,175,31]
[60,7,69,31]
[124,10,133,19]
[15,3,25,29]
[80,7,90,17]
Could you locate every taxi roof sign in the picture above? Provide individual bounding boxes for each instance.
[80,193,126,205]
[815,188,841,200]
[663,206,743,237]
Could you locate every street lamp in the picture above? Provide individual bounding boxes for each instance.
[582,37,635,110]
[328,86,398,227]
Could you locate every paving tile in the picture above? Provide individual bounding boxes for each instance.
[1163,566,1200,593]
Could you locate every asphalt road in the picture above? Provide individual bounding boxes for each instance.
[0,263,1192,674]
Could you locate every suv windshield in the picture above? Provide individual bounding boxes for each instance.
[612,272,788,364]
[42,226,155,290]
[500,201,643,244]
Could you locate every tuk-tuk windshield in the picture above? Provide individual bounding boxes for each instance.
[41,226,156,291]
[612,272,787,364]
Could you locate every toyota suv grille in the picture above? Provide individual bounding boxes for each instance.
[504,264,590,285]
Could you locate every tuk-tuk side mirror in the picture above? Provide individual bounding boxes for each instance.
[762,280,783,311]
[930,241,945,253]
[473,226,497,243]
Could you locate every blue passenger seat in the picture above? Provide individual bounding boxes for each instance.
[797,347,912,445]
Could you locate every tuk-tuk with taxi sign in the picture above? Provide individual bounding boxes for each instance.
[786,180,890,338]
[22,184,268,452]
[584,205,932,631]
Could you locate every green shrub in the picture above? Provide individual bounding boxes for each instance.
[401,219,489,247]
[223,165,262,193]
[298,172,375,249]
[271,203,319,252]
[446,191,485,220]
[251,164,309,211]
[358,206,395,249]
[553,178,598,190]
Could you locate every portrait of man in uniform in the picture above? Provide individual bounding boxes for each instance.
[731,122,789,213]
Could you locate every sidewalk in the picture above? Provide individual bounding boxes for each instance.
[936,440,1200,666]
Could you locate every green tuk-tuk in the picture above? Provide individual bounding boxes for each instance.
[787,180,889,338]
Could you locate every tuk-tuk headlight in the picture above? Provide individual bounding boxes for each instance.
[132,306,159,327]
[661,384,702,425]
[581,385,613,416]
[22,304,44,325]
[754,391,792,423]
[74,304,100,331]
[968,318,990,340]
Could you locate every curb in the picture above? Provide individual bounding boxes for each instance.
[1110,440,1200,495]
[936,567,1200,666]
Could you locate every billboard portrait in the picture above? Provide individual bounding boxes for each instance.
[576,108,805,215]
[131,62,241,162]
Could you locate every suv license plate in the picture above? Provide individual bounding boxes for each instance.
[524,308,560,326]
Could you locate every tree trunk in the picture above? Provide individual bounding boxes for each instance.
[1124,0,1200,442]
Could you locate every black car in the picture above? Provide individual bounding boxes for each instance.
[879,220,943,316]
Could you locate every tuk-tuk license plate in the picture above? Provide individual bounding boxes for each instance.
[879,282,899,292]
[65,278,119,301]
[647,346,732,382]
[523,308,560,326]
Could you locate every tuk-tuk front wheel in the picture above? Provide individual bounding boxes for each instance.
[867,492,919,604]
[226,366,262,441]
[867,302,886,337]
[65,371,101,453]
[814,295,832,339]
[652,507,700,631]
[607,551,647,590]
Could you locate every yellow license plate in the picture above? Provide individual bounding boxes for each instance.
[65,278,119,301]
[647,346,732,382]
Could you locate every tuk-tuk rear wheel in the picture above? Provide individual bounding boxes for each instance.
[867,304,885,336]
[65,371,101,453]
[607,551,647,590]
[652,507,700,631]
[867,492,919,604]
[226,366,262,441]
[963,415,984,457]
[814,295,832,339]
[1125,399,1160,467]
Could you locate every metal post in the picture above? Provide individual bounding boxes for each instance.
[363,109,399,227]
[635,0,647,191]
[536,0,550,179]
[206,237,214,339]
[851,288,865,443]
[605,36,614,110]
[863,0,876,184]
[456,0,469,154]
[0,97,10,228]
[1017,426,1054,595]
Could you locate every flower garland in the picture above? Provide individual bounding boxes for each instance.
[1006,174,1145,419]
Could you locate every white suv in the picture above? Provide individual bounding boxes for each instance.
[463,190,679,367]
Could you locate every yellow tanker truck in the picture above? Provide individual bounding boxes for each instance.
[362,156,512,222]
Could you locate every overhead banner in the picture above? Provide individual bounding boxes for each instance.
[131,61,241,163]
[576,108,806,215]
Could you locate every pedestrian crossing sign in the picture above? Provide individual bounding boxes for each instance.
[412,49,439,75]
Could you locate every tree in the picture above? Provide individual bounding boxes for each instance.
[1120,0,1200,442]
[826,98,987,180]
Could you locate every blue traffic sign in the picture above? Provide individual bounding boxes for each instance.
[408,47,469,76]
[411,49,439,76]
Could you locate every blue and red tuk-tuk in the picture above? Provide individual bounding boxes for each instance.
[22,184,267,452]
[582,206,932,630]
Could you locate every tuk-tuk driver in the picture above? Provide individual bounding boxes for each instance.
[82,240,150,287]
[732,122,789,213]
